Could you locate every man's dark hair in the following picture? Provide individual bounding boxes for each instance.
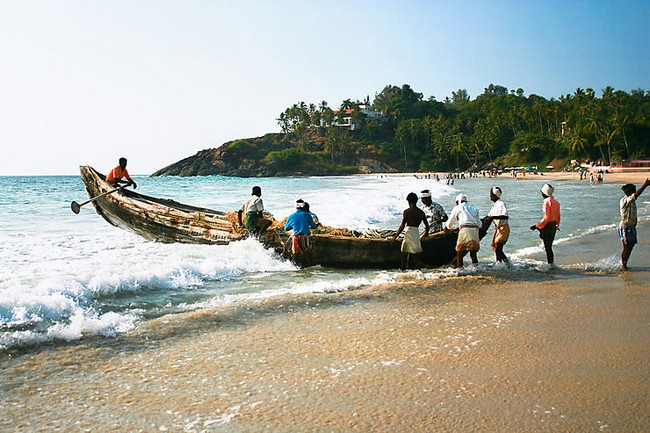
[407,192,418,204]
[119,157,127,165]
[252,186,262,196]
[622,183,636,196]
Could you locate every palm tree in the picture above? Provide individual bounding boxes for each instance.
[566,124,589,158]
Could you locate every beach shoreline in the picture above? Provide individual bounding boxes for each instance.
[2,266,649,432]
[360,170,650,185]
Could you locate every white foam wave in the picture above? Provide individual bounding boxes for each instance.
[186,272,398,310]
[0,232,292,350]
[0,310,137,350]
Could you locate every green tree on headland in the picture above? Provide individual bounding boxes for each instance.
[273,83,648,174]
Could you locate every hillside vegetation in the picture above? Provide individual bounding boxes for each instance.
[152,84,649,177]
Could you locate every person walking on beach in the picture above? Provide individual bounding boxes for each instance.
[530,183,561,265]
[284,199,318,267]
[391,192,429,270]
[619,178,650,270]
[445,194,481,268]
[106,157,137,189]
[420,189,448,233]
[484,186,510,264]
[238,186,272,237]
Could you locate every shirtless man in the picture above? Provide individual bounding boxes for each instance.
[391,192,429,270]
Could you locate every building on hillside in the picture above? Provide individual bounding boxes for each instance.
[319,104,383,130]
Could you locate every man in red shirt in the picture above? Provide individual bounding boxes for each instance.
[106,157,137,189]
[530,183,560,264]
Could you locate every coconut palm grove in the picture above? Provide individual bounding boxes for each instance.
[154,83,649,177]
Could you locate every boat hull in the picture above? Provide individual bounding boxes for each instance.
[276,230,458,269]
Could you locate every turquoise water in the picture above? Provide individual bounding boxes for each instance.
[1,172,647,351]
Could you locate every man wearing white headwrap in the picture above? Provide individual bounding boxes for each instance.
[445,193,481,268]
[420,189,448,233]
[284,199,318,267]
[530,183,561,265]
[484,186,510,264]
[391,192,429,270]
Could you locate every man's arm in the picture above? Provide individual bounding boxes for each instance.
[635,178,650,199]
[391,211,407,242]
[237,209,244,226]
[422,216,430,238]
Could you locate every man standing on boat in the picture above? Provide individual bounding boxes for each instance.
[445,194,480,268]
[391,192,429,270]
[284,199,318,267]
[106,157,137,189]
[238,186,272,237]
[420,189,447,233]
[619,178,650,270]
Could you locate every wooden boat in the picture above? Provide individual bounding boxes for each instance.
[78,165,252,245]
[276,229,458,269]
[78,165,458,268]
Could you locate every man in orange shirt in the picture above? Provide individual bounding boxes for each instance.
[106,157,137,189]
[530,183,560,264]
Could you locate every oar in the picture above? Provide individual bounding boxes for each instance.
[71,186,124,214]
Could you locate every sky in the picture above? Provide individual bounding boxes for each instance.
[0,0,648,176]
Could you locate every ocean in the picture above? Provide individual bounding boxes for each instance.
[1,172,647,352]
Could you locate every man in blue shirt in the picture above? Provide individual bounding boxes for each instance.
[284,199,318,267]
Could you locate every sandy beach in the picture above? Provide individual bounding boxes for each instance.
[377,170,650,186]
[2,239,650,432]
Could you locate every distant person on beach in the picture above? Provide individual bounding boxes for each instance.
[619,178,650,270]
[530,183,561,265]
[484,186,510,264]
[420,189,448,233]
[106,157,137,189]
[284,199,318,267]
[391,192,429,270]
[445,194,481,268]
[238,186,272,237]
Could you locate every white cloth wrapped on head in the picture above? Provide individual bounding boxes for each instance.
[455,194,467,204]
[295,199,305,208]
[420,189,432,198]
[541,184,554,197]
[491,186,502,198]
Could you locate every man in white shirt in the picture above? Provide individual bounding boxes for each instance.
[445,194,480,268]
[619,178,650,270]
[420,189,448,233]
[484,186,510,264]
[238,186,272,237]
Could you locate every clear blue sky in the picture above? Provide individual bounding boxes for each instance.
[1,0,648,175]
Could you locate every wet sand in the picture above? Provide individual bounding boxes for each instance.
[2,218,650,432]
[2,263,649,432]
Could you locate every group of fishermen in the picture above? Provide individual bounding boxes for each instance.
[391,186,521,270]
[107,158,650,272]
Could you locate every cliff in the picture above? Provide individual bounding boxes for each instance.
[151,133,397,177]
